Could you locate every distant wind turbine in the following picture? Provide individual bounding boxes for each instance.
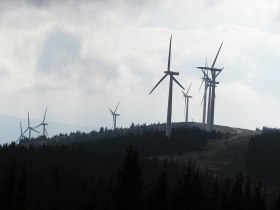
[16,121,28,143]
[110,101,120,130]
[26,112,40,140]
[149,34,185,137]
[34,107,49,137]
[182,83,192,123]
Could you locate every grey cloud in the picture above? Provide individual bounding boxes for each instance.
[37,29,81,74]
[0,0,154,9]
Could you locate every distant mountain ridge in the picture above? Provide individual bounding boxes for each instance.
[0,114,93,144]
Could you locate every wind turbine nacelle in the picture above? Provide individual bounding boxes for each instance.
[164,70,179,75]
[197,67,222,72]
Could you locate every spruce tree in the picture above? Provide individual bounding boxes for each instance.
[147,160,169,210]
[114,146,144,210]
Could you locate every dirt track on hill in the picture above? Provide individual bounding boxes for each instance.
[171,125,258,176]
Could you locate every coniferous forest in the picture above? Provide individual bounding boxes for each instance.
[246,129,280,185]
[0,126,280,209]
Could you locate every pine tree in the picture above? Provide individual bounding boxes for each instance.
[243,176,252,210]
[273,193,280,210]
[147,160,169,210]
[251,182,266,210]
[230,171,244,210]
[114,146,144,210]
[15,165,27,210]
[1,158,16,210]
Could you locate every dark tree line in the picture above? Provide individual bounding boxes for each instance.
[0,143,277,209]
[245,130,280,185]
[25,126,222,157]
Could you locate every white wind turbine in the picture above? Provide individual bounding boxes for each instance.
[197,42,224,131]
[149,34,185,137]
[182,83,192,123]
[34,107,49,137]
[110,101,120,130]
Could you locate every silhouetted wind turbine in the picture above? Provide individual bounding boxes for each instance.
[110,101,120,130]
[26,112,39,140]
[16,121,28,143]
[197,42,224,131]
[182,83,192,123]
[149,34,185,137]
[34,107,49,137]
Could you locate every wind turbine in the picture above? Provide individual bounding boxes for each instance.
[197,42,224,131]
[182,83,192,123]
[110,101,120,130]
[26,112,40,140]
[34,107,49,137]
[16,121,28,143]
[199,58,210,126]
[149,34,185,137]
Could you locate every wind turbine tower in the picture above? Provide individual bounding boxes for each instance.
[110,101,120,130]
[26,112,40,140]
[35,107,49,137]
[199,58,209,125]
[197,42,224,131]
[182,83,192,123]
[149,34,185,137]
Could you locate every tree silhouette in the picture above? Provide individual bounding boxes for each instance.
[147,160,169,210]
[114,145,144,210]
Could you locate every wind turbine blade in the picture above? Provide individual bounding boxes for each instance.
[205,57,208,68]
[45,129,49,137]
[43,106,48,122]
[167,34,172,72]
[22,129,28,135]
[114,101,120,113]
[149,73,168,95]
[31,128,40,133]
[181,90,186,96]
[201,95,204,106]
[186,83,192,95]
[110,109,114,114]
[172,76,185,90]
[199,80,204,91]
[200,69,210,81]
[216,67,224,77]
[16,136,22,142]
[211,42,223,68]
[34,124,41,129]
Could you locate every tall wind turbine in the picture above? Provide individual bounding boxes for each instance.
[149,34,185,137]
[26,112,40,140]
[34,107,49,137]
[110,101,120,130]
[197,42,224,131]
[182,83,192,123]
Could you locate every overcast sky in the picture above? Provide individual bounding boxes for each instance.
[0,0,280,135]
